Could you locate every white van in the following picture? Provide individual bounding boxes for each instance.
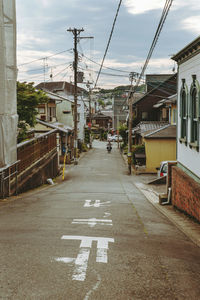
[157,161,177,178]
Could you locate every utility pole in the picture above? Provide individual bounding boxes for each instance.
[43,57,48,87]
[86,81,93,148]
[128,72,135,175]
[67,27,84,164]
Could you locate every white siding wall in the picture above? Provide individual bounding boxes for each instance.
[77,98,86,141]
[177,52,200,177]
[56,100,73,128]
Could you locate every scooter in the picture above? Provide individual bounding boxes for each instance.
[107,143,112,153]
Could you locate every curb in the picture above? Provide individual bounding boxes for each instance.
[120,151,200,248]
[134,182,200,248]
[0,148,93,204]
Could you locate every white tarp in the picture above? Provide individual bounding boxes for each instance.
[0,0,18,167]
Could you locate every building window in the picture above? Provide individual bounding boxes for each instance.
[48,107,56,121]
[181,90,187,139]
[142,111,148,120]
[179,79,188,144]
[38,107,45,114]
[190,75,199,150]
[172,108,177,124]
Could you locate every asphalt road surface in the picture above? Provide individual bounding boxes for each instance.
[0,141,200,300]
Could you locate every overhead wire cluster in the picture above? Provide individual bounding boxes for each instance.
[17,48,74,83]
[94,0,123,89]
[129,0,174,98]
[17,0,174,90]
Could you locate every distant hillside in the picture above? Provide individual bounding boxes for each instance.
[99,84,145,95]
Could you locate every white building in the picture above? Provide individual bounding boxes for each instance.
[171,36,200,222]
[35,81,86,142]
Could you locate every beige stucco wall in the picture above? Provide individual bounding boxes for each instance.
[145,138,176,173]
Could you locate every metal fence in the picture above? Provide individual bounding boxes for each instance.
[0,160,19,198]
[17,129,57,173]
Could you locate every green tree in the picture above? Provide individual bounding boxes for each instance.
[106,100,112,106]
[118,124,128,146]
[98,99,105,108]
[17,81,48,142]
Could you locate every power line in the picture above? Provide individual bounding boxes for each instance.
[79,51,131,74]
[94,0,123,88]
[19,61,72,74]
[123,0,174,108]
[126,0,174,174]
[133,0,173,94]
[79,66,129,78]
[18,64,72,83]
[46,64,71,82]
[18,49,72,67]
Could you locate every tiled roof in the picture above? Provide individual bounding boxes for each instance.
[144,124,176,139]
[91,112,112,119]
[133,73,177,105]
[133,121,168,135]
[153,93,177,108]
[35,81,85,94]
[45,91,74,103]
[36,119,73,133]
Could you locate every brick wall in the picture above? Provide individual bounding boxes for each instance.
[172,166,200,222]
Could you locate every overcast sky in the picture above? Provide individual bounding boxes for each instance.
[16,0,200,89]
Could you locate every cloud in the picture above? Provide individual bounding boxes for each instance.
[123,0,165,15]
[123,0,200,16]
[181,16,200,34]
[17,33,49,50]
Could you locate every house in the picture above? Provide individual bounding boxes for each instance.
[35,81,87,143]
[142,94,177,172]
[145,74,174,93]
[131,121,168,167]
[132,73,177,126]
[130,74,177,172]
[153,94,177,124]
[132,121,168,145]
[144,124,176,173]
[171,36,200,222]
[36,91,73,126]
[87,112,112,129]
[113,95,128,130]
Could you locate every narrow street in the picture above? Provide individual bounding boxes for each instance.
[0,141,200,300]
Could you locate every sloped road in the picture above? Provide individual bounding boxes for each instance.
[0,141,200,300]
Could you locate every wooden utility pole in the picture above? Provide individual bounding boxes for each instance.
[67,27,84,164]
[128,73,134,175]
[86,81,93,148]
[88,90,92,148]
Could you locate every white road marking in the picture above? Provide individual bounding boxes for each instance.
[55,257,75,263]
[55,236,114,281]
[84,199,111,207]
[72,218,113,227]
[104,212,111,218]
[96,248,108,263]
[72,248,90,281]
